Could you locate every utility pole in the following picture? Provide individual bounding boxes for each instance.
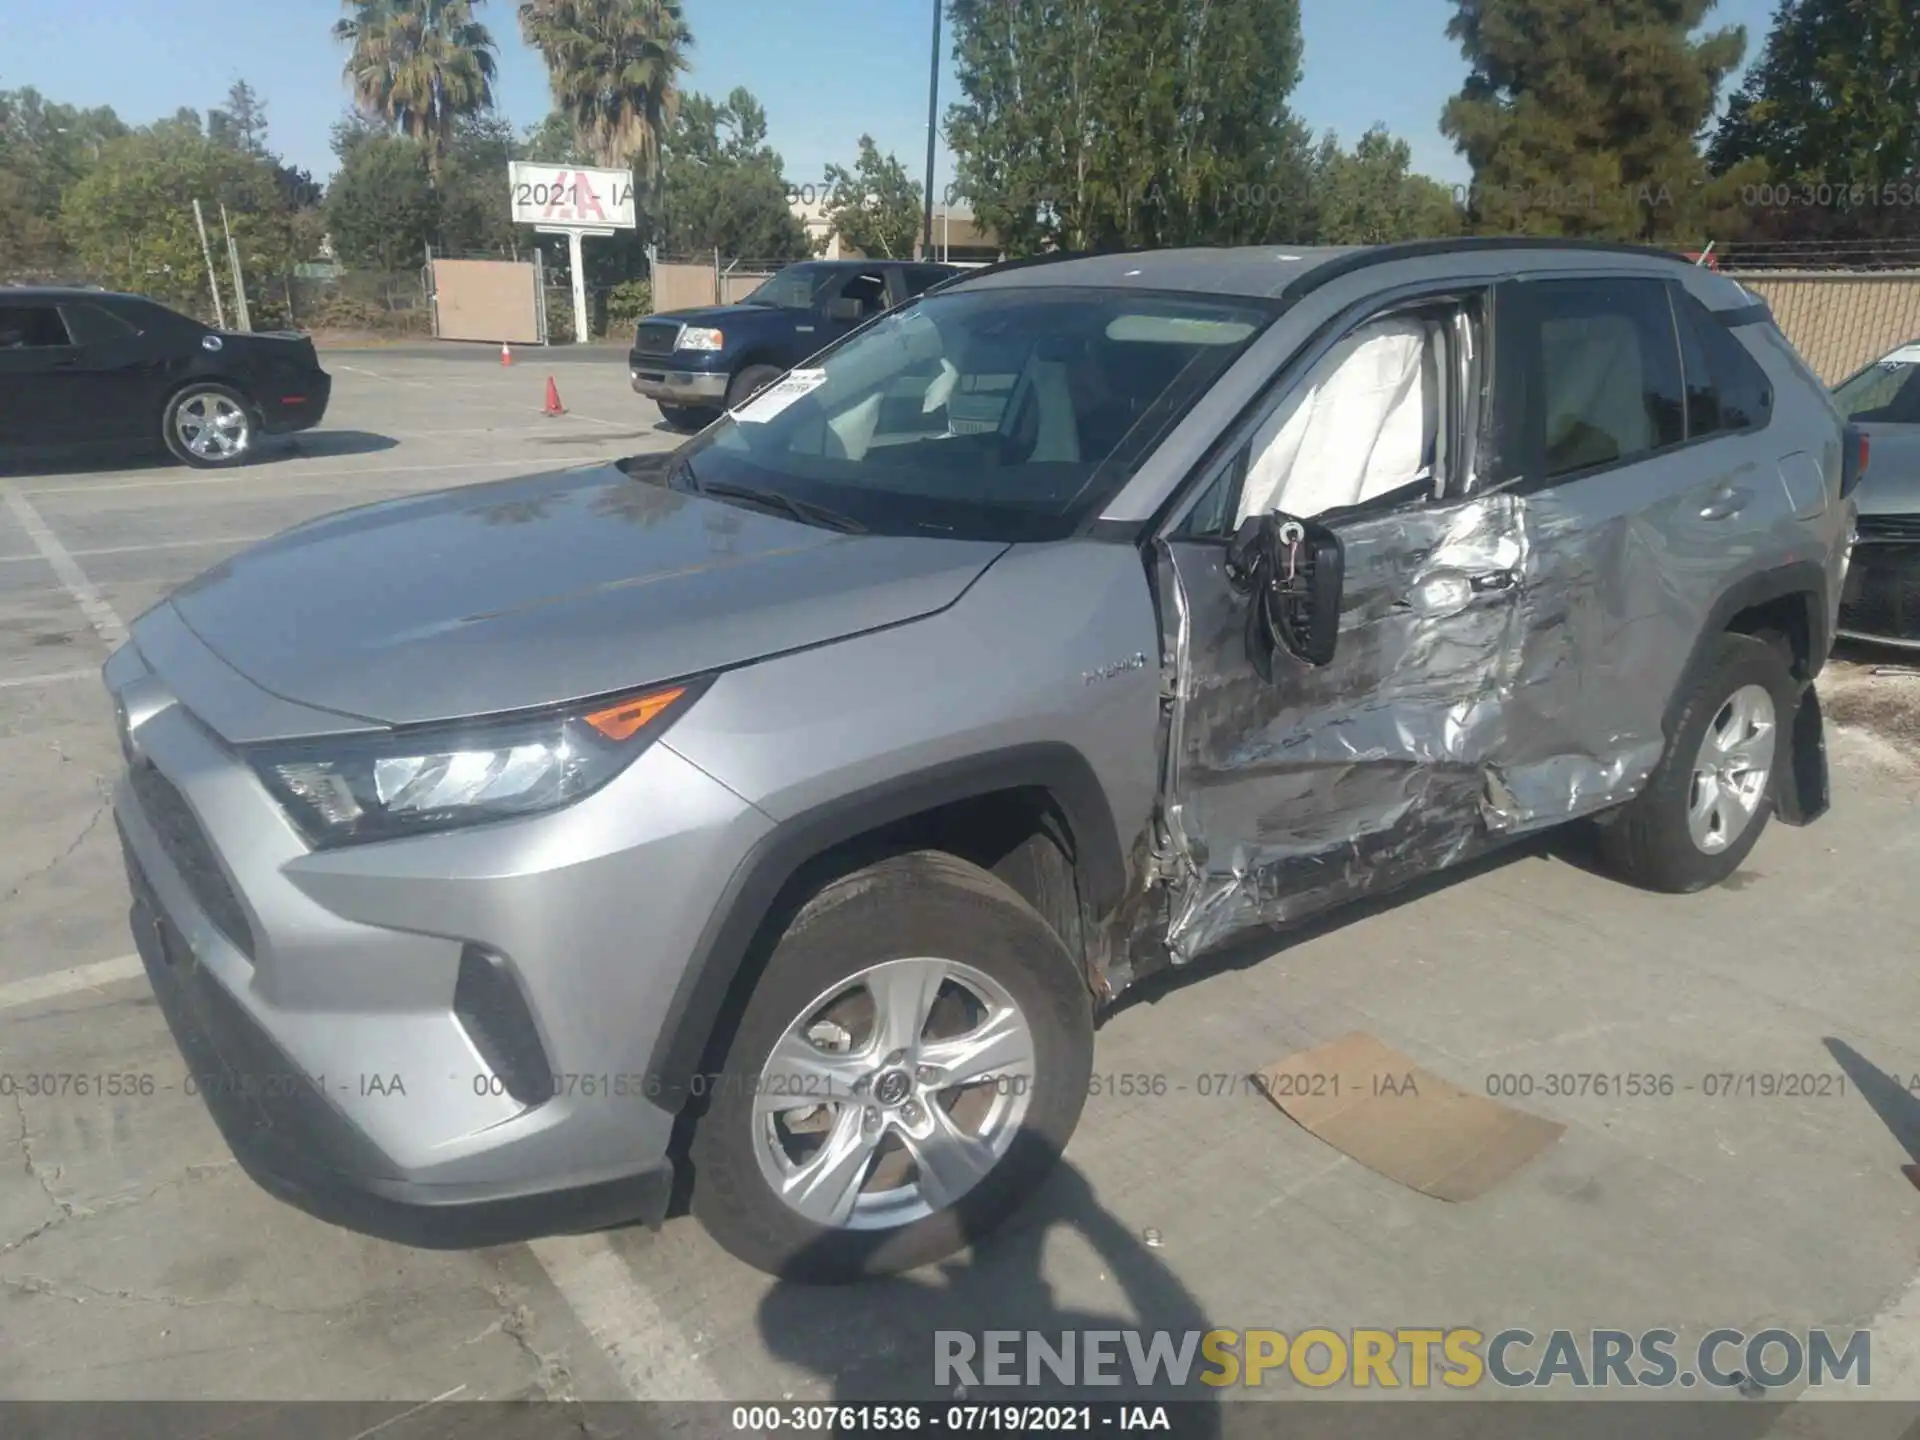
[219,203,252,332]
[922,0,940,259]
[191,200,226,329]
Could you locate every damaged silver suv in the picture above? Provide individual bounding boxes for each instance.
[107,239,1859,1283]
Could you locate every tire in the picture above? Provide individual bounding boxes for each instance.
[690,850,1094,1283]
[1596,632,1797,893]
[162,383,257,468]
[656,401,716,433]
[725,364,785,412]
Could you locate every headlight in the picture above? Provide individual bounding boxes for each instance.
[247,680,703,847]
[677,327,724,352]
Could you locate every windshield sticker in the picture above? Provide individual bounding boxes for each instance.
[733,368,827,423]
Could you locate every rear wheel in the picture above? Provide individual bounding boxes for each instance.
[1596,632,1795,892]
[725,364,785,413]
[690,851,1093,1282]
[162,383,255,468]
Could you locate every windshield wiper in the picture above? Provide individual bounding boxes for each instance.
[698,480,869,534]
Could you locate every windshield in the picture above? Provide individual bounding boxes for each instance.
[741,263,844,309]
[1833,346,1920,423]
[664,286,1274,542]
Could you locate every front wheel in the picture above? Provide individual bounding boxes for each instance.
[724,364,785,413]
[656,401,717,433]
[690,851,1093,1282]
[162,383,256,468]
[1596,632,1796,892]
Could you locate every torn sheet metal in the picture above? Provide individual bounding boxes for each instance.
[1150,486,1670,968]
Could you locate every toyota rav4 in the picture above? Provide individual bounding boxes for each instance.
[106,239,1860,1283]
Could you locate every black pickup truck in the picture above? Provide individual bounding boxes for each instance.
[629,259,962,431]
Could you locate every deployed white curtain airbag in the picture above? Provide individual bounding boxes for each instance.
[1238,317,1433,524]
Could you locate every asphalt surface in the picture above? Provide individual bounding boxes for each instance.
[1,350,1918,1415]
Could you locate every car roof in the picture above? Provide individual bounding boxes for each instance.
[0,284,144,303]
[943,237,1702,300]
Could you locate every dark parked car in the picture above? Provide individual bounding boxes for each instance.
[0,286,332,469]
[1834,340,1920,647]
[629,259,962,431]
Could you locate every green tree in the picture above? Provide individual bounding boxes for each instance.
[657,88,810,259]
[437,111,520,254]
[821,135,922,258]
[208,80,270,157]
[60,125,295,314]
[1442,0,1746,242]
[946,0,1316,255]
[0,88,127,275]
[333,0,499,178]
[1708,0,1919,241]
[517,0,690,179]
[324,133,439,269]
[1308,128,1462,244]
[521,109,589,164]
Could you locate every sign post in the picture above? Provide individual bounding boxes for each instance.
[508,162,638,345]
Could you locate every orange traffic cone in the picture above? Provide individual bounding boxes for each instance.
[543,376,566,416]
[500,341,513,366]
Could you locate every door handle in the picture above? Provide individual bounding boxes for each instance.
[1698,484,1752,521]
[1468,570,1519,594]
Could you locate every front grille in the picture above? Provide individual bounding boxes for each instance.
[454,946,554,1108]
[1857,513,1920,543]
[633,322,681,358]
[127,760,255,958]
[1840,544,1920,642]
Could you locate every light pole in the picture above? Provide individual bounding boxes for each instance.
[922,0,940,258]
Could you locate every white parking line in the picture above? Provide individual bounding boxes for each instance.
[0,535,270,565]
[0,485,127,648]
[22,457,549,496]
[525,1233,726,1399]
[0,954,145,1013]
[0,667,97,690]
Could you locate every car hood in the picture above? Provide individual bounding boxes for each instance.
[163,463,1007,728]
[645,303,783,328]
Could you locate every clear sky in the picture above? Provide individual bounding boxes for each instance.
[3,0,1780,197]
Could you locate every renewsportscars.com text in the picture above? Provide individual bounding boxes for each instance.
[933,1327,1871,1391]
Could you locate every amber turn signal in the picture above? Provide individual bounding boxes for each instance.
[583,686,687,742]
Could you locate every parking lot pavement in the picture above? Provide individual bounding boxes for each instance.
[3,351,1919,1406]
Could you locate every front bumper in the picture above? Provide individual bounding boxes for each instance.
[259,372,332,435]
[106,624,773,1247]
[628,362,729,407]
[1838,541,1920,649]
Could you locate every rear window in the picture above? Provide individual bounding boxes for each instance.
[664,286,1275,542]
[1671,287,1774,437]
[1834,346,1920,424]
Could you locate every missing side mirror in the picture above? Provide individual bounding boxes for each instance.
[1226,512,1345,674]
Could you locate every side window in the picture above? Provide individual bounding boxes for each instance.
[901,266,949,299]
[1670,287,1774,437]
[1524,279,1685,481]
[1231,307,1454,526]
[60,302,139,346]
[0,304,73,349]
[836,270,891,318]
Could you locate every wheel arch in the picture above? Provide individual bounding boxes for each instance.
[1662,561,1832,828]
[644,742,1126,1110]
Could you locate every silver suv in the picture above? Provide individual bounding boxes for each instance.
[106,240,1859,1282]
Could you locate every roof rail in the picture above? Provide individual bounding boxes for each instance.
[1279,236,1696,301]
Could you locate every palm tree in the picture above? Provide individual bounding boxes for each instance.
[334,0,499,178]
[517,0,691,179]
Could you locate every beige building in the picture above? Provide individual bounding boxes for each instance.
[786,188,1002,265]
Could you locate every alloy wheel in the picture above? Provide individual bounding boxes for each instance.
[1686,682,1776,854]
[175,393,250,460]
[750,956,1036,1230]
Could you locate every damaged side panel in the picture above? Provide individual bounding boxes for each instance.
[1142,487,1670,971]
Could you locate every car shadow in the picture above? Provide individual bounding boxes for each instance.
[279,429,399,459]
[754,1151,1224,1426]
